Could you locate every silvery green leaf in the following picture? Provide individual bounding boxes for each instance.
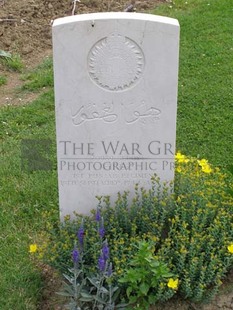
[112,286,119,293]
[67,301,79,310]
[56,291,73,297]
[100,286,109,294]
[115,303,129,309]
[80,291,94,301]
[94,295,107,304]
[112,288,121,302]
[63,273,74,284]
[79,296,94,302]
[62,282,75,295]
[90,286,96,293]
[87,277,99,288]
[104,305,115,310]
[0,50,11,58]
[80,291,93,297]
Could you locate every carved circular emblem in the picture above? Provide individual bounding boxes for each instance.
[88,34,145,92]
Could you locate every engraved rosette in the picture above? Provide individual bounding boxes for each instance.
[88,34,145,91]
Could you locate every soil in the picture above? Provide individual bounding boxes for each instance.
[0,0,166,105]
[1,1,233,309]
[0,0,167,62]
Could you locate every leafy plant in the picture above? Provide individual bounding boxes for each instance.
[39,154,233,306]
[0,50,11,58]
[157,153,233,302]
[58,266,93,310]
[0,52,23,72]
[119,241,176,309]
[0,75,7,86]
[57,217,126,309]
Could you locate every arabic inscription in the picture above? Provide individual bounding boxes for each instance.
[72,102,118,126]
[71,101,161,126]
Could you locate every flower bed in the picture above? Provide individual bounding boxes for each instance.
[32,154,233,309]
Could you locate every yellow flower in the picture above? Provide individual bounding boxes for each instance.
[176,152,190,163]
[227,244,233,254]
[201,164,212,173]
[29,244,37,253]
[175,152,186,163]
[167,278,179,290]
[198,159,209,166]
[198,159,212,173]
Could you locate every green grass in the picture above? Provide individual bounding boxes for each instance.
[0,91,58,309]
[0,75,7,86]
[0,0,232,309]
[0,53,24,72]
[21,57,53,91]
[153,0,233,168]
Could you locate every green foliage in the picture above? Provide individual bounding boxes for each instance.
[98,182,173,277]
[153,0,233,167]
[156,154,233,302]
[57,224,125,309]
[21,57,53,91]
[119,241,175,309]
[40,155,233,306]
[58,267,94,310]
[0,53,24,72]
[0,75,7,86]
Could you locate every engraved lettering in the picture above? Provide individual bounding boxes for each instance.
[148,141,161,155]
[73,143,84,155]
[72,103,118,126]
[164,143,174,155]
[102,141,120,155]
[60,140,71,155]
[132,143,142,155]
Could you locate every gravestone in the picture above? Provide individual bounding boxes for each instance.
[52,12,180,220]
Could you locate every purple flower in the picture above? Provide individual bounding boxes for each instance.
[72,248,79,264]
[77,220,85,246]
[98,254,106,272]
[95,208,101,222]
[99,227,105,238]
[77,227,85,246]
[99,217,105,238]
[102,243,109,261]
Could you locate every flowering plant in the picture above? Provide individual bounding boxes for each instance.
[57,213,126,310]
[36,153,233,307]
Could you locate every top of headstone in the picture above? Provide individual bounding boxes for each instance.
[53,12,179,28]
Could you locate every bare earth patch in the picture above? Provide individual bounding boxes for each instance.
[0,0,165,106]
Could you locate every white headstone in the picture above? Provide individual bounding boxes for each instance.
[52,12,180,220]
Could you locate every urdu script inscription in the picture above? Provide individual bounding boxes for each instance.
[71,33,162,126]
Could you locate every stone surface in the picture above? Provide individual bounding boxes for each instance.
[52,12,180,219]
